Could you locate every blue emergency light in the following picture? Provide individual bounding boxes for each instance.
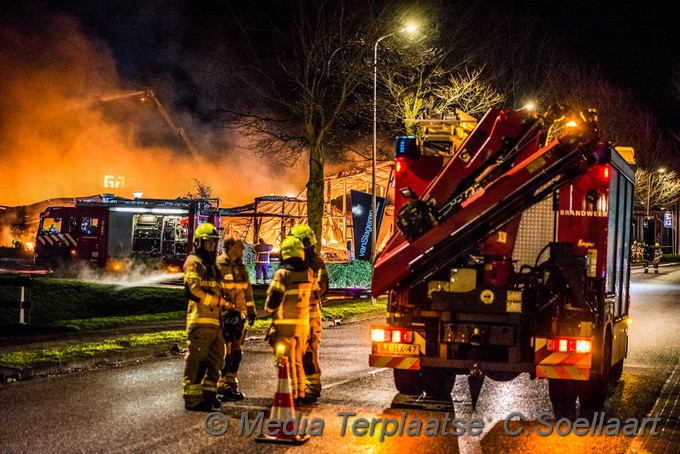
[395,136,420,159]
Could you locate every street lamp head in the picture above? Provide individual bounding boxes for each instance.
[658,168,666,173]
[401,24,418,34]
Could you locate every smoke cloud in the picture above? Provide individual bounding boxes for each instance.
[0,14,307,210]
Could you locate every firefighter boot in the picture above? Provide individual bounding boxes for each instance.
[185,401,214,412]
[219,385,245,401]
[219,350,245,401]
[299,394,318,404]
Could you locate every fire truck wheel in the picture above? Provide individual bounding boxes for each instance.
[578,335,612,413]
[609,359,624,386]
[548,379,578,420]
[421,367,456,399]
[578,377,608,416]
[393,369,423,395]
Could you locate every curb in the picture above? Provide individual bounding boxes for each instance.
[1,310,386,384]
[630,262,680,270]
[1,343,183,384]
[322,311,385,328]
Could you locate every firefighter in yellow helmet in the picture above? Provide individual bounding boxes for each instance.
[216,236,256,401]
[289,224,328,403]
[182,223,226,411]
[265,236,320,404]
[643,242,663,274]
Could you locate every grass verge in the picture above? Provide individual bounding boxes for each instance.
[0,297,386,371]
[0,331,186,370]
[321,297,386,321]
[54,311,186,331]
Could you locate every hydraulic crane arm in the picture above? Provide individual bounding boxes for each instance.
[372,107,602,296]
[140,91,201,161]
[101,90,201,162]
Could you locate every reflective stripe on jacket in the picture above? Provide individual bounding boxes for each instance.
[216,255,255,314]
[265,266,319,336]
[254,243,272,263]
[184,254,222,331]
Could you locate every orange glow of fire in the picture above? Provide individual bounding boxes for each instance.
[0,17,307,208]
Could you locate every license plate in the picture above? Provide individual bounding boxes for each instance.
[376,343,419,355]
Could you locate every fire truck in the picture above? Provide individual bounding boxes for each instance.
[34,195,220,273]
[369,105,634,417]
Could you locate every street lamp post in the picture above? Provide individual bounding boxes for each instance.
[372,25,417,265]
[372,33,393,266]
[646,168,666,216]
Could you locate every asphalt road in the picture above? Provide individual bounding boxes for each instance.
[1,266,678,453]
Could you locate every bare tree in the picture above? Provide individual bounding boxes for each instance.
[432,68,505,117]
[634,169,680,213]
[381,52,503,135]
[219,0,405,246]
[186,179,213,199]
[561,66,680,169]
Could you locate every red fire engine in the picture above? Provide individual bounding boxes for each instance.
[35,195,220,273]
[370,105,634,417]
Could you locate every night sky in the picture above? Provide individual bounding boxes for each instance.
[522,0,679,128]
[0,0,678,208]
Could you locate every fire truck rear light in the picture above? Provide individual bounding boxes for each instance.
[371,328,386,342]
[395,159,407,176]
[372,328,412,343]
[391,329,404,343]
[548,338,592,353]
[576,340,591,353]
[558,339,567,352]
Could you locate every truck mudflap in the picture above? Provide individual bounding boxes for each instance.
[534,337,593,380]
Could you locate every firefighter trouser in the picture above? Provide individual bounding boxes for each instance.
[218,324,247,391]
[273,331,309,399]
[303,319,322,397]
[255,263,270,282]
[644,259,660,273]
[183,326,226,407]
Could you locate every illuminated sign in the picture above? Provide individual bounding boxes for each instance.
[559,210,607,217]
[577,239,595,248]
[104,175,127,188]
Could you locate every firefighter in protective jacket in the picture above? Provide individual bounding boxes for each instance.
[265,236,320,402]
[216,237,256,401]
[644,242,663,274]
[253,238,273,284]
[182,223,226,411]
[289,224,328,403]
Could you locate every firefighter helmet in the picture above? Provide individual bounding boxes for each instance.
[290,224,317,248]
[193,223,220,248]
[280,236,305,261]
